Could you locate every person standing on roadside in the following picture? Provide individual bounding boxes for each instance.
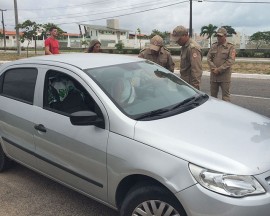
[207,27,236,102]
[87,39,101,53]
[45,26,60,55]
[139,35,175,72]
[170,26,202,90]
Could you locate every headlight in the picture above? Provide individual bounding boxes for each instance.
[189,163,265,197]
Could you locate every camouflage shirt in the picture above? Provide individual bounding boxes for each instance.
[138,47,175,72]
[180,38,202,90]
[207,41,236,82]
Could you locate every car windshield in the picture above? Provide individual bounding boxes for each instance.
[84,60,208,120]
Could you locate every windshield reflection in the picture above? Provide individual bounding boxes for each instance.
[85,61,206,120]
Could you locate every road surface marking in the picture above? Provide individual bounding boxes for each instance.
[232,94,270,100]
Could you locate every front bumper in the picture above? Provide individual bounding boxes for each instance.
[176,171,270,216]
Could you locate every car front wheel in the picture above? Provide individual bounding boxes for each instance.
[120,183,187,216]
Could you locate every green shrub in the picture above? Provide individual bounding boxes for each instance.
[115,41,124,53]
[131,49,140,54]
[263,52,270,58]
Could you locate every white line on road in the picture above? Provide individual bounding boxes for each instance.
[232,94,270,100]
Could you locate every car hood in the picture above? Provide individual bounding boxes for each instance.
[134,97,270,175]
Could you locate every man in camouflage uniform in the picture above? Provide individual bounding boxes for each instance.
[207,27,236,102]
[138,35,175,72]
[171,26,202,90]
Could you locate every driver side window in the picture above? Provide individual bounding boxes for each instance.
[43,70,99,116]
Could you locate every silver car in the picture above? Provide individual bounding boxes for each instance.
[0,53,270,216]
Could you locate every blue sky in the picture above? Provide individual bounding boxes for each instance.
[2,0,270,36]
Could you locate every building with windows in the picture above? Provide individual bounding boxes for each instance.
[0,29,23,48]
[1,26,257,50]
[79,19,129,47]
[0,29,80,49]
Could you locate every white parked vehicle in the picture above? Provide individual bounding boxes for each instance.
[0,53,270,216]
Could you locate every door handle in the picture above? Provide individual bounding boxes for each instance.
[34,124,47,133]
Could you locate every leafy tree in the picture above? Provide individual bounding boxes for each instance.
[115,41,124,53]
[150,29,170,39]
[149,29,170,44]
[150,29,162,38]
[81,40,89,46]
[200,24,218,46]
[42,23,65,39]
[16,19,42,57]
[250,31,270,49]
[137,28,142,49]
[221,25,237,37]
[81,39,90,51]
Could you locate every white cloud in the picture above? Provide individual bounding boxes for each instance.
[2,0,270,36]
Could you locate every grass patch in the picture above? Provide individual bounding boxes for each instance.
[0,53,43,61]
[174,59,270,74]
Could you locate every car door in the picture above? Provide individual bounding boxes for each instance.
[33,65,109,202]
[0,66,38,168]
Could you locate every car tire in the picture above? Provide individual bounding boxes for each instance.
[120,182,187,216]
[0,145,12,172]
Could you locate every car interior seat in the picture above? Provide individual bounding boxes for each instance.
[48,75,88,114]
[111,78,135,105]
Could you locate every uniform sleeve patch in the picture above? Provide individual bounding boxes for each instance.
[231,50,236,59]
[193,52,198,58]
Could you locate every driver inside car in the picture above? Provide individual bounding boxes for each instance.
[111,78,136,106]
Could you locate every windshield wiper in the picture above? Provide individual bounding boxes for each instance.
[135,108,170,120]
[135,94,208,120]
[154,69,174,79]
[170,93,208,110]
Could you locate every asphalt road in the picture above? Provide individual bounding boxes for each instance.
[0,74,269,216]
[0,163,119,216]
[200,74,270,118]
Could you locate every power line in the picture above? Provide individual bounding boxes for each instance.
[5,0,188,27]
[204,0,270,3]
[6,0,115,11]
[9,0,270,12]
[10,0,179,21]
[6,0,171,11]
[58,1,189,25]
[6,0,269,11]
[4,0,269,30]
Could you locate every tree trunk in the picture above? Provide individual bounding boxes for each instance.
[35,36,37,55]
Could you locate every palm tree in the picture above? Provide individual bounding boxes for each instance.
[137,28,142,49]
[200,24,218,47]
[221,25,237,37]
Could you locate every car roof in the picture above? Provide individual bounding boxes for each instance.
[12,53,144,70]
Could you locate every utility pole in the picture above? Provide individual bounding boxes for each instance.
[189,1,203,38]
[0,9,7,51]
[189,0,192,38]
[14,0,21,55]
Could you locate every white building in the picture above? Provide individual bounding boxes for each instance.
[0,29,81,49]
[79,19,149,49]
[79,19,129,47]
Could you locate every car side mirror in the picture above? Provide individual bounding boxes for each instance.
[70,111,104,128]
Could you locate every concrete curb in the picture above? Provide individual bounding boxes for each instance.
[174,70,270,79]
[0,61,11,64]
